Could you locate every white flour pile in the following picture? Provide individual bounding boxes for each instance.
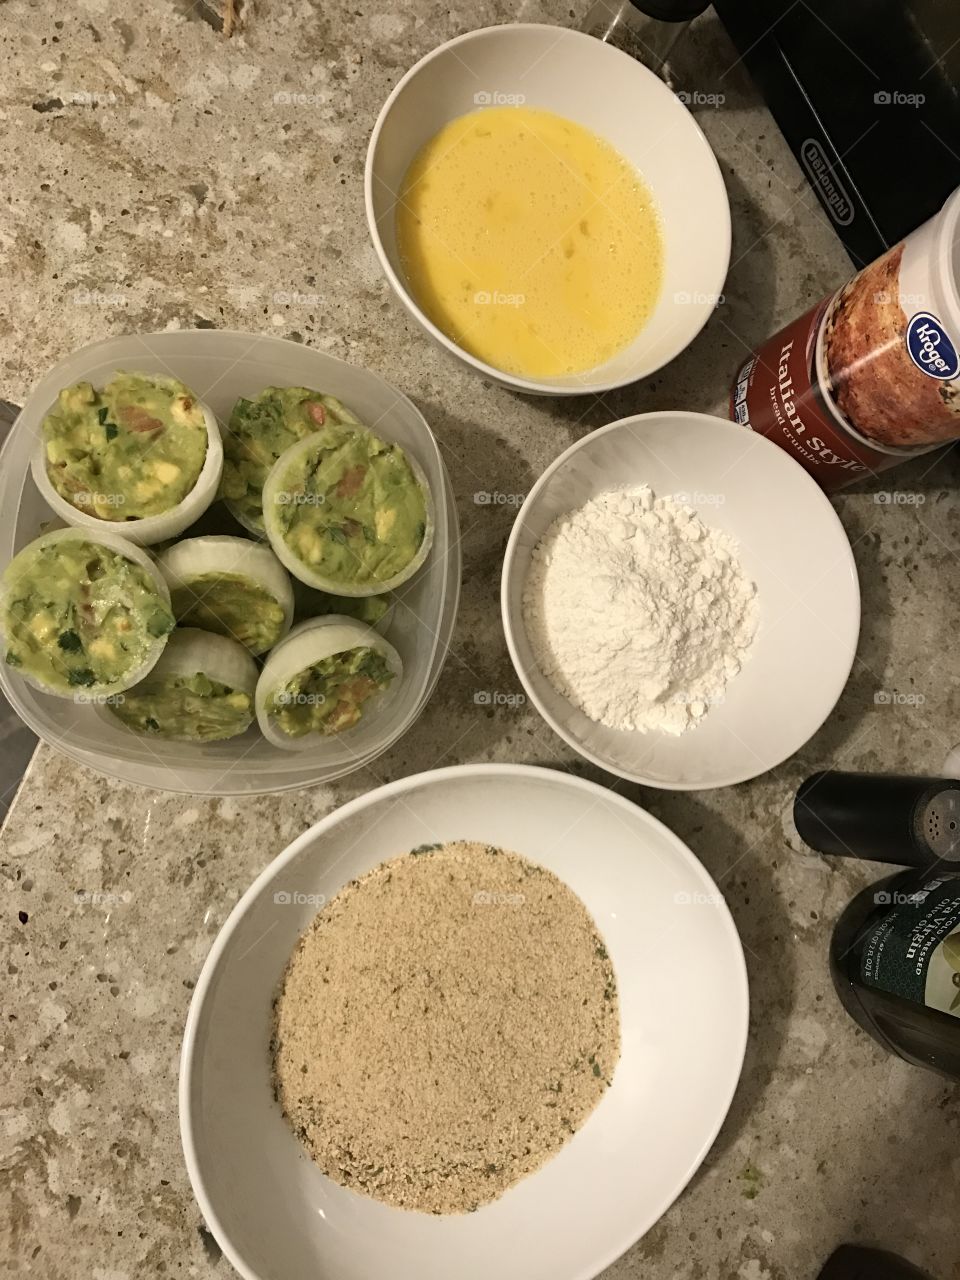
[523,485,759,735]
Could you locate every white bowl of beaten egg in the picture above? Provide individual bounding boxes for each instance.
[366,24,730,395]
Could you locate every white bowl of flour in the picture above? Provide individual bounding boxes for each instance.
[501,412,861,789]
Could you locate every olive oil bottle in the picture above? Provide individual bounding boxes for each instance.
[795,771,960,1082]
[830,867,960,1080]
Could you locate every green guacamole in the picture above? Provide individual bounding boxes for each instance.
[269,423,427,588]
[171,573,287,655]
[291,579,391,628]
[42,373,209,520]
[2,539,174,692]
[109,670,253,741]
[219,386,361,532]
[268,646,394,737]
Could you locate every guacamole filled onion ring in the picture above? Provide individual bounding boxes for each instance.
[262,425,434,596]
[0,527,174,699]
[158,535,294,656]
[31,372,223,546]
[219,386,363,536]
[103,627,257,743]
[255,616,402,751]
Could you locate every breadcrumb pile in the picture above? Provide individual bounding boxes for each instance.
[272,840,620,1214]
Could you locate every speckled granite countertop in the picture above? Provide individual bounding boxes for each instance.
[2,2,959,1278]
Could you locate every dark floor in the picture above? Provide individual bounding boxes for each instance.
[0,704,37,823]
[0,400,38,824]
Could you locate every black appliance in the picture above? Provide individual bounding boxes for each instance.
[710,0,960,264]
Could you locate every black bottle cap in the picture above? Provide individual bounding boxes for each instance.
[818,1244,934,1280]
[627,0,710,20]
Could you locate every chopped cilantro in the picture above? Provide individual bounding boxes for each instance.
[146,611,174,638]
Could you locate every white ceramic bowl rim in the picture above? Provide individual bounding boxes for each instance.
[179,761,749,1280]
[365,23,732,396]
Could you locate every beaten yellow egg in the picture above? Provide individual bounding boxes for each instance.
[396,106,663,379]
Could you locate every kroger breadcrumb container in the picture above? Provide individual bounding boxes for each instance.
[732,186,960,489]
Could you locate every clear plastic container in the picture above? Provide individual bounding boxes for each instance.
[0,331,460,794]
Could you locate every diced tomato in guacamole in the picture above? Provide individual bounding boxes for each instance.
[269,423,427,589]
[267,645,393,736]
[2,538,173,692]
[219,386,361,532]
[42,373,208,520]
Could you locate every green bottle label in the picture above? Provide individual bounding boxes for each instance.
[859,873,960,1019]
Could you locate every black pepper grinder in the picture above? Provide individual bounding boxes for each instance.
[795,771,960,867]
[794,770,960,1081]
[581,0,710,88]
[818,1245,935,1279]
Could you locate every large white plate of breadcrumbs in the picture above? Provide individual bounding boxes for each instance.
[180,763,748,1280]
